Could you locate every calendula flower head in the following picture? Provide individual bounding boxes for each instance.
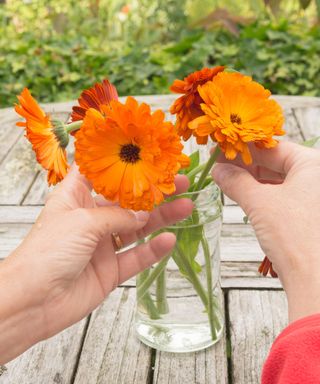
[75,97,190,211]
[189,72,285,164]
[15,88,69,185]
[170,66,225,144]
[71,79,118,123]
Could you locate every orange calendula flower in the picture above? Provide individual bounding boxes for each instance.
[189,72,285,164]
[170,66,225,144]
[15,88,69,185]
[71,79,118,122]
[75,97,189,211]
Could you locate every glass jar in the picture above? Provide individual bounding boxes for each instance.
[135,182,224,353]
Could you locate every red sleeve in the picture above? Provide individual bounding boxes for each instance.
[262,313,320,384]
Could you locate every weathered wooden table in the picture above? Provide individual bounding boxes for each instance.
[0,94,319,384]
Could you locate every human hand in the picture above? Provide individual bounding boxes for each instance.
[212,141,320,322]
[1,165,193,363]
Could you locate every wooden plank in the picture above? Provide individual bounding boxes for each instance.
[0,210,262,262]
[0,318,87,384]
[0,224,31,258]
[281,108,304,142]
[228,290,288,384]
[0,222,281,288]
[0,205,246,224]
[74,288,152,384]
[22,171,51,205]
[153,290,227,384]
[223,205,246,224]
[0,94,318,119]
[153,345,228,384]
[293,107,320,141]
[273,95,320,108]
[0,206,41,223]
[221,236,263,262]
[0,135,40,205]
[0,111,23,165]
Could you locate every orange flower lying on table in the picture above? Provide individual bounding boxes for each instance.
[75,96,189,211]
[15,88,69,185]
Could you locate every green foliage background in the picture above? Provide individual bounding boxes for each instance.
[1,0,320,106]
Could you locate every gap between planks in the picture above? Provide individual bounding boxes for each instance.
[228,290,288,384]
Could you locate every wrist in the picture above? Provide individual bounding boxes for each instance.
[285,276,320,323]
[0,257,46,363]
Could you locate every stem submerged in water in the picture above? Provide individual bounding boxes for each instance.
[156,269,169,314]
[137,269,161,319]
[137,149,223,341]
[201,235,220,340]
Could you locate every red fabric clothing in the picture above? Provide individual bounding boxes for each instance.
[262,313,320,384]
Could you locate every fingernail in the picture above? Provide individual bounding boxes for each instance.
[133,210,150,222]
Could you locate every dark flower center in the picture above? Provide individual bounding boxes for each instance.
[119,143,141,163]
[230,113,242,125]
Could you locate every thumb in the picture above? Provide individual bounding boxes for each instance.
[212,163,262,212]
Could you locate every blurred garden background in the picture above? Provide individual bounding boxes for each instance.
[0,0,320,107]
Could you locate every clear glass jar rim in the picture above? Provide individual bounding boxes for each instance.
[174,181,220,198]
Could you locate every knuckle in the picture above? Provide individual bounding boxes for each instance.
[73,208,95,226]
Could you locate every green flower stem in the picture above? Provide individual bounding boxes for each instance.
[201,235,217,340]
[66,120,82,134]
[193,146,221,194]
[137,242,210,314]
[174,244,208,308]
[137,256,170,300]
[186,163,206,180]
[140,294,161,319]
[156,268,169,314]
[137,269,161,319]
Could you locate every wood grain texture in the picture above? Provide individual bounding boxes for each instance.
[281,108,304,142]
[0,222,281,287]
[0,223,31,258]
[74,288,152,384]
[0,206,41,223]
[0,205,246,224]
[0,318,87,384]
[0,134,40,204]
[22,171,50,205]
[293,107,320,141]
[0,219,264,262]
[153,290,228,384]
[228,290,288,384]
[153,345,228,384]
[0,111,23,165]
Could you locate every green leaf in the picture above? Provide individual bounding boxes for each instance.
[179,150,200,185]
[174,209,203,275]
